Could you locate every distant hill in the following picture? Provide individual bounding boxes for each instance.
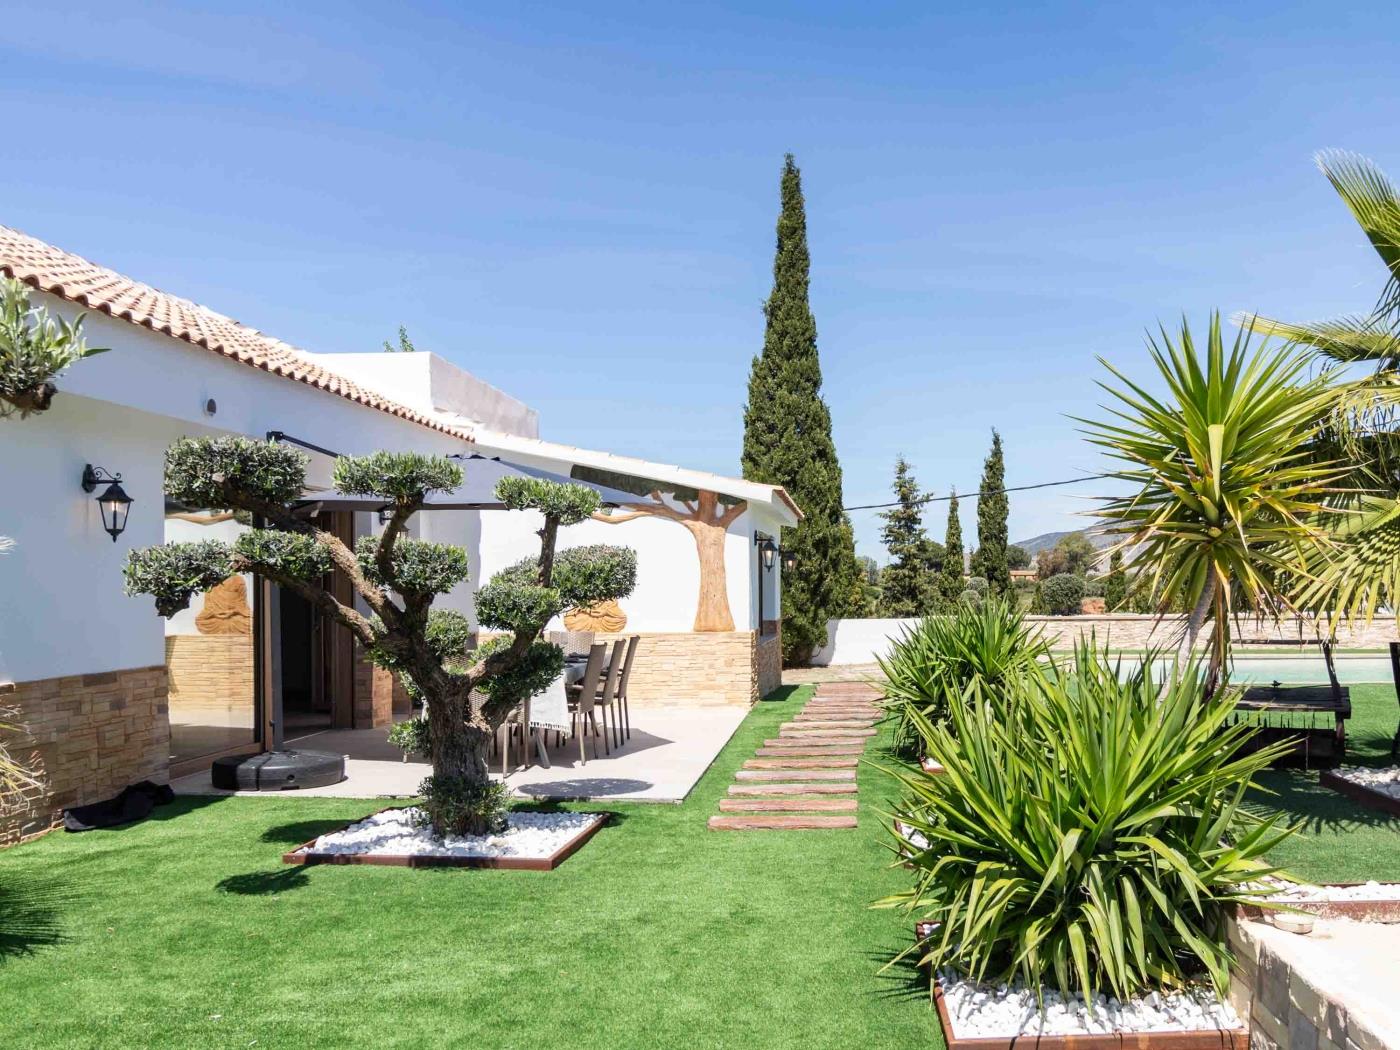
[1012,527,1113,557]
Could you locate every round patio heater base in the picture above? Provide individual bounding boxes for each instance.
[211,749,345,792]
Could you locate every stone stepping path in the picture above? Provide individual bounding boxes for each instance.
[708,682,882,832]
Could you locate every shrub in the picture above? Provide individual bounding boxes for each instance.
[964,575,989,594]
[475,580,564,632]
[333,451,462,502]
[415,773,511,837]
[1041,572,1086,615]
[123,541,232,616]
[490,546,638,611]
[165,436,308,508]
[0,277,108,418]
[424,609,474,661]
[957,588,982,609]
[886,644,1294,1001]
[467,636,565,710]
[233,530,330,580]
[876,597,1048,757]
[355,535,470,595]
[496,476,600,526]
[1081,576,1105,598]
[387,718,431,757]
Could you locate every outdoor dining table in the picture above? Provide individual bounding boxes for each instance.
[516,658,587,770]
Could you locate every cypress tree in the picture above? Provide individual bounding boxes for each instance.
[970,429,1011,595]
[878,456,938,616]
[1105,548,1127,611]
[938,491,965,603]
[742,154,857,664]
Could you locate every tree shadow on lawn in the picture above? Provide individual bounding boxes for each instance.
[0,870,69,961]
[864,940,933,1005]
[1248,770,1400,835]
[259,819,361,846]
[215,867,310,896]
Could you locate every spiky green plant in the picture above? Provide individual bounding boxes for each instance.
[1083,314,1339,677]
[883,643,1295,1002]
[876,597,1048,757]
[0,277,108,418]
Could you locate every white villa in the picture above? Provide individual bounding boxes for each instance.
[0,224,798,844]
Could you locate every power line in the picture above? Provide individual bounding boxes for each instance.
[843,472,1115,512]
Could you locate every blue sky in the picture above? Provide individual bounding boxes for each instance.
[4,2,1398,559]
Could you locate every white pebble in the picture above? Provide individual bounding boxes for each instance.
[295,808,600,859]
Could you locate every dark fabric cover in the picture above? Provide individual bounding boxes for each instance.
[62,780,175,832]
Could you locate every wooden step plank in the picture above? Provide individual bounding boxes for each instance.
[744,757,858,769]
[763,737,870,748]
[729,782,858,796]
[755,745,865,757]
[719,798,858,812]
[793,712,879,721]
[789,722,873,733]
[775,730,875,740]
[734,768,855,781]
[708,814,858,831]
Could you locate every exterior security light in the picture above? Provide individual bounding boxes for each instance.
[82,464,133,542]
[754,531,778,571]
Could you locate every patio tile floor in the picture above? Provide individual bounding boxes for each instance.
[170,704,749,804]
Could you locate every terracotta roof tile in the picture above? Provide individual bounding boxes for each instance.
[0,223,474,442]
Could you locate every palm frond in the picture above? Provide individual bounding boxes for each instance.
[1317,149,1400,319]
[1235,312,1400,366]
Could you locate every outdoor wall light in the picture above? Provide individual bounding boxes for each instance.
[781,548,797,574]
[81,464,133,542]
[754,531,778,571]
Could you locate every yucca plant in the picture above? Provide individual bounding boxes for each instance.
[876,597,1048,757]
[883,642,1295,1002]
[1083,314,1339,681]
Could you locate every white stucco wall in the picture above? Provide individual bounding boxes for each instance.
[0,292,470,684]
[1,290,785,685]
[810,618,916,666]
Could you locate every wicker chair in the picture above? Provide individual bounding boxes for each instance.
[565,643,609,763]
[547,630,595,660]
[616,635,640,742]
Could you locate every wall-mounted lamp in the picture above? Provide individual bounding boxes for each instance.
[754,531,778,571]
[81,464,133,542]
[377,506,393,525]
[781,548,797,574]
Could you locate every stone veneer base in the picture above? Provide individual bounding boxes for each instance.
[1,664,170,846]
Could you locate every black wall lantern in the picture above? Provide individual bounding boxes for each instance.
[781,548,797,574]
[754,531,778,571]
[82,464,133,542]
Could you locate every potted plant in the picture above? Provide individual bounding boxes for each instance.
[0,278,108,418]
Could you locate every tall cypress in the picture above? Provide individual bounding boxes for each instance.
[1105,548,1127,611]
[970,430,1011,595]
[742,154,857,664]
[878,456,938,616]
[939,491,965,603]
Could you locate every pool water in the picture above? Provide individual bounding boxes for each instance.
[1120,654,1395,686]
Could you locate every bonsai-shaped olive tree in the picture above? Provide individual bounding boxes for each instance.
[123,437,637,835]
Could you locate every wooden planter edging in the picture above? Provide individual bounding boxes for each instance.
[1318,769,1400,819]
[1237,883,1400,924]
[918,925,1246,1050]
[281,809,610,871]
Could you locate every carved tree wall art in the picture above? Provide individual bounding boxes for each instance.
[586,477,746,632]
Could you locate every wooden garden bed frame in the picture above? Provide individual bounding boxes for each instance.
[1318,769,1400,820]
[281,808,610,871]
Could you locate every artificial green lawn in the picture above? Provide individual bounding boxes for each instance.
[0,686,939,1050]
[1249,682,1400,883]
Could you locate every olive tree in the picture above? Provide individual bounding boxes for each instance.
[124,437,636,835]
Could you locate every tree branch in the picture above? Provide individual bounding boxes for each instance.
[230,553,379,649]
[717,498,748,527]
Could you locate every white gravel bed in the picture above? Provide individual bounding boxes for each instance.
[1333,765,1400,800]
[938,971,1240,1038]
[295,807,601,859]
[1265,878,1400,903]
[894,819,930,851]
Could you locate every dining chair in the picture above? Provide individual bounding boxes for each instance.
[565,643,609,763]
[548,630,595,660]
[616,635,640,742]
[595,640,627,749]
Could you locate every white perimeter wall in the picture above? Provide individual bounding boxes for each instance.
[810,618,914,666]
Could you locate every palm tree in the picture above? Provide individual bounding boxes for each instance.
[1083,314,1338,681]
[1241,151,1400,622]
